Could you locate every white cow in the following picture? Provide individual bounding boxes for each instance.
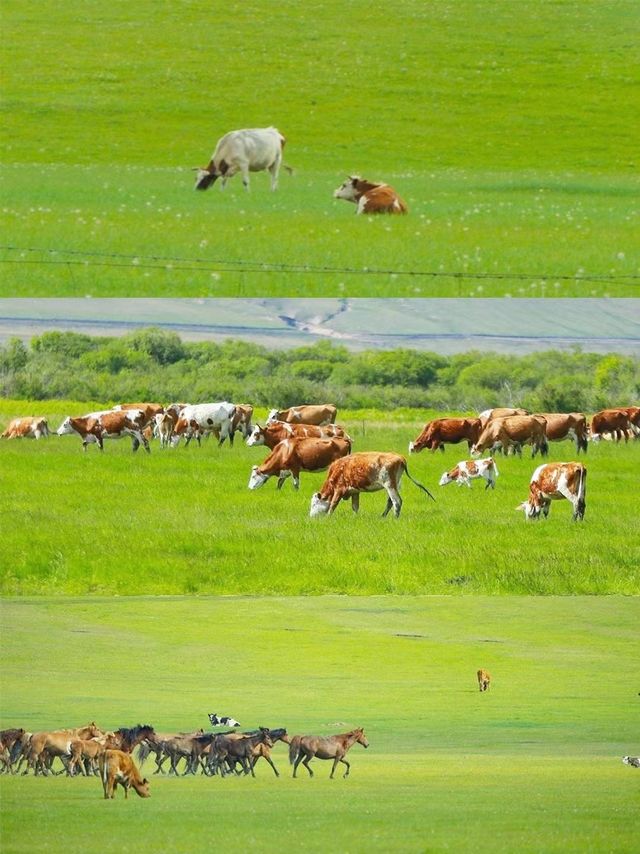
[171,402,236,447]
[194,127,290,191]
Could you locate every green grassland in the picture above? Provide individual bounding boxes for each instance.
[2,0,639,297]
[1,401,638,596]
[0,596,638,853]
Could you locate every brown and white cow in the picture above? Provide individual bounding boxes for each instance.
[439,458,498,490]
[590,409,632,443]
[537,413,589,453]
[478,407,529,426]
[56,410,150,453]
[612,406,640,434]
[114,403,164,426]
[1,417,50,439]
[194,127,290,192]
[471,415,548,458]
[477,669,491,692]
[247,420,349,450]
[230,404,254,446]
[409,418,483,454]
[334,176,408,215]
[248,437,351,491]
[517,462,587,521]
[310,452,435,518]
[99,749,150,799]
[267,404,337,426]
[171,402,236,447]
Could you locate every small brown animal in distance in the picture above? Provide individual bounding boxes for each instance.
[477,669,491,692]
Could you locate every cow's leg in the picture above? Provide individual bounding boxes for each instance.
[268,158,281,191]
[131,435,140,452]
[351,493,360,513]
[241,164,251,191]
[140,432,150,454]
[381,496,393,517]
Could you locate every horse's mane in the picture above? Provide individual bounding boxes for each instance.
[115,723,155,748]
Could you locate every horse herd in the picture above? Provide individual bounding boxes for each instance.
[0,721,370,797]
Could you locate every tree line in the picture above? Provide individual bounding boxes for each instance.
[0,328,637,413]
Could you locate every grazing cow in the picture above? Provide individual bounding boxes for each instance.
[532,412,588,453]
[409,418,482,454]
[612,406,640,435]
[249,437,351,490]
[266,404,337,426]
[478,407,529,426]
[310,452,435,518]
[517,462,587,521]
[230,404,254,446]
[590,409,632,443]
[57,411,150,453]
[171,402,236,447]
[439,458,498,490]
[99,749,150,799]
[334,176,408,215]
[208,714,241,728]
[471,415,548,459]
[622,756,640,768]
[154,412,175,448]
[477,669,491,692]
[247,421,349,449]
[194,127,290,191]
[1,417,49,439]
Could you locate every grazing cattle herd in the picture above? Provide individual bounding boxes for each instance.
[2,399,639,522]
[0,721,371,793]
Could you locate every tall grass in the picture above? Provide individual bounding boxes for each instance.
[1,402,638,595]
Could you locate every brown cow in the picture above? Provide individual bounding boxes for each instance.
[267,404,337,426]
[477,669,491,692]
[537,413,589,453]
[517,462,587,521]
[310,452,435,518]
[612,407,640,434]
[334,176,408,214]
[57,411,150,453]
[409,418,482,454]
[471,415,548,458]
[99,749,150,799]
[1,417,49,439]
[248,437,351,490]
[247,421,350,450]
[590,409,632,443]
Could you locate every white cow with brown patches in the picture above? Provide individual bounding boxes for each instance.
[517,462,587,521]
[194,127,290,192]
[310,452,434,518]
[1,417,49,439]
[56,410,150,453]
[439,458,498,490]
[334,176,408,215]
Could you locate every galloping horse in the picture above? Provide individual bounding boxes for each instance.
[289,727,369,779]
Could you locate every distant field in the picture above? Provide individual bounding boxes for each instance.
[0,596,637,853]
[2,0,638,297]
[1,401,638,596]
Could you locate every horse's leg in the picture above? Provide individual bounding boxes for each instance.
[264,754,279,778]
[293,753,304,778]
[341,758,351,778]
[330,756,340,779]
[301,754,314,778]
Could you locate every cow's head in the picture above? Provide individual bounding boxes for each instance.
[56,417,74,436]
[248,466,269,490]
[193,167,218,191]
[134,778,151,798]
[309,492,330,518]
[516,500,542,519]
[438,470,456,486]
[246,425,264,446]
[333,177,360,202]
[266,409,280,424]
[470,444,483,458]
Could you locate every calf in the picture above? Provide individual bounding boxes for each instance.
[334,176,408,214]
[99,749,150,799]
[194,127,290,192]
[517,462,587,521]
[477,669,491,692]
[439,458,498,490]
[249,437,351,490]
[2,417,49,439]
[310,452,435,518]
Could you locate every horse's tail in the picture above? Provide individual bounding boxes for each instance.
[137,741,150,766]
[403,462,436,501]
[288,736,301,765]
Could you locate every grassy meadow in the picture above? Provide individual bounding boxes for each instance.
[1,596,638,853]
[2,0,639,297]
[1,401,638,596]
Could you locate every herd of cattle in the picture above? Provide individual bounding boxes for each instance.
[0,721,370,797]
[2,401,639,520]
[193,125,408,214]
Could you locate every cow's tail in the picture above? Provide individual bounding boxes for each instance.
[403,462,436,501]
[288,736,301,765]
[282,164,294,176]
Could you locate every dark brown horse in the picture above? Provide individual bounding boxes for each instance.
[106,724,156,754]
[289,727,369,779]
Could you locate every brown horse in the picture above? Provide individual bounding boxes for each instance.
[289,727,369,779]
[24,723,103,775]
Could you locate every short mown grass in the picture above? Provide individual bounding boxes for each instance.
[1,401,638,596]
[0,596,637,853]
